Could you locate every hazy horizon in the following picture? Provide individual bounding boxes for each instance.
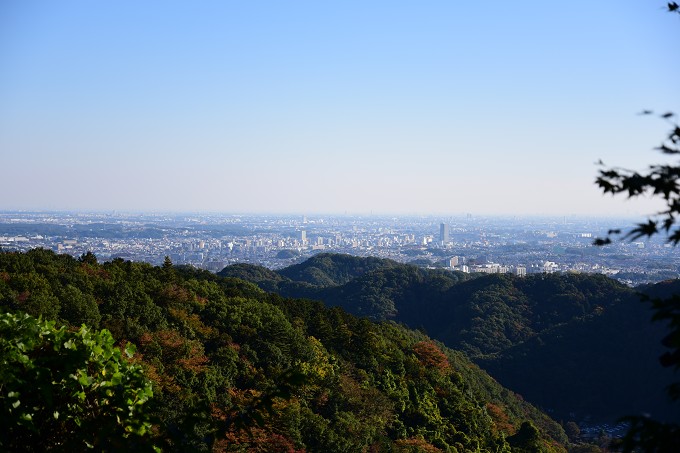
[2,1,678,216]
[0,208,658,223]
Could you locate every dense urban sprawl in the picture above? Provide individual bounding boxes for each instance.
[1,212,678,286]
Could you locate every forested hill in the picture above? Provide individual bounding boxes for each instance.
[219,253,399,289]
[0,249,569,452]
[218,253,472,319]
[220,253,678,423]
[278,253,403,287]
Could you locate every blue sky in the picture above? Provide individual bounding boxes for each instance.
[1,1,678,216]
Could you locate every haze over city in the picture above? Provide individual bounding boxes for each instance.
[1,1,678,215]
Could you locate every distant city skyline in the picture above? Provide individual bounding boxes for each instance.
[1,1,678,216]
[2,211,677,287]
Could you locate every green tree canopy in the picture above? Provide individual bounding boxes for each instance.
[0,312,155,452]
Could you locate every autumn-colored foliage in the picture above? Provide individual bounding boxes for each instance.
[395,437,443,452]
[0,249,569,452]
[413,340,451,373]
[487,402,514,434]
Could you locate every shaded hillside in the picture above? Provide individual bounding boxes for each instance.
[637,278,680,300]
[417,273,634,358]
[407,273,676,421]
[477,297,676,422]
[222,253,679,424]
[216,262,286,293]
[318,265,469,321]
[0,249,568,452]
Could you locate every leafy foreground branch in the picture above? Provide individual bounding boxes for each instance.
[596,111,680,245]
[596,114,680,451]
[594,2,680,247]
[0,312,156,452]
[594,15,680,443]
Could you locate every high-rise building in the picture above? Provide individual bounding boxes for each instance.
[299,230,307,244]
[440,223,450,244]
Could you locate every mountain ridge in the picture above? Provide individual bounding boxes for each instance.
[1,249,569,451]
[219,253,678,423]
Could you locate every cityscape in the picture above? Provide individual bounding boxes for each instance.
[1,211,677,286]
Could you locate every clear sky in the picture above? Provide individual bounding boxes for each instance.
[1,1,678,216]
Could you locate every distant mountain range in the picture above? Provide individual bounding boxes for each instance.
[219,253,678,423]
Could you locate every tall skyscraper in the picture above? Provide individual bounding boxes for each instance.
[440,223,450,244]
